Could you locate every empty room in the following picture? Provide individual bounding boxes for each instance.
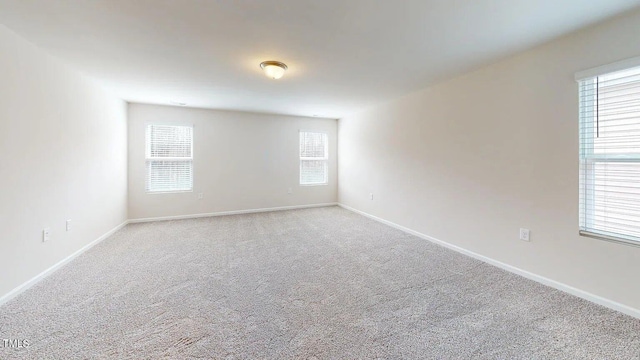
[1,0,640,358]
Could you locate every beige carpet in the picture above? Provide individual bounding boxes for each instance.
[1,206,639,359]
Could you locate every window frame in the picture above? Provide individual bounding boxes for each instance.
[145,123,194,194]
[577,58,640,247]
[299,130,329,186]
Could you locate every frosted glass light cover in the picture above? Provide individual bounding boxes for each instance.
[263,64,286,79]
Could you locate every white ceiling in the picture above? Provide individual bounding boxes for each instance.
[1,0,639,118]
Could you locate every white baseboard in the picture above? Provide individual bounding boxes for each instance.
[8,202,636,320]
[0,203,339,306]
[0,220,129,307]
[338,203,640,320]
[128,202,338,223]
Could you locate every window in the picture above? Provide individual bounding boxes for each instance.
[578,63,640,245]
[300,131,328,185]
[145,124,193,193]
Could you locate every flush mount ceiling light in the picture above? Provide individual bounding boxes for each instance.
[260,61,288,80]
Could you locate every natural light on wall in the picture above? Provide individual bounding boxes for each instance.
[578,63,640,245]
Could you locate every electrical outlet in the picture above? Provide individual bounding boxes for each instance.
[287,187,292,194]
[197,193,204,200]
[66,219,72,232]
[43,228,51,242]
[519,228,530,242]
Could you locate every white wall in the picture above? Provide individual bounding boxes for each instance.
[128,104,337,220]
[339,10,640,310]
[0,26,128,299]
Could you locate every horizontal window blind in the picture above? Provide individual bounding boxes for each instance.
[145,124,193,193]
[300,131,328,185]
[579,65,640,243]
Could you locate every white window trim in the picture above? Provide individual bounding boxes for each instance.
[145,124,194,194]
[575,56,640,81]
[299,130,329,186]
[576,58,640,248]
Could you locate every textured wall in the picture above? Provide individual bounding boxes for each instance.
[338,10,640,310]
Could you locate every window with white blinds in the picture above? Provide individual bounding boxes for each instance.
[300,131,328,185]
[578,64,640,245]
[145,124,193,193]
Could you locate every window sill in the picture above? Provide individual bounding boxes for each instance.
[300,183,328,187]
[579,230,640,248]
[146,190,194,195]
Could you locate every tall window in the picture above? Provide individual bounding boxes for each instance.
[300,131,328,185]
[578,64,640,244]
[145,124,193,193]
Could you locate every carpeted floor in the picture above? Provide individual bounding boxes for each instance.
[1,206,639,359]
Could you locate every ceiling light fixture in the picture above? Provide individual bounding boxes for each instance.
[260,61,288,80]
